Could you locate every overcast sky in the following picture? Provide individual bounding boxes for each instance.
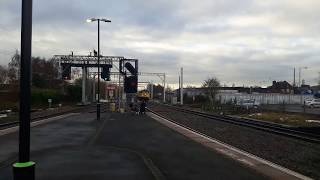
[0,0,319,88]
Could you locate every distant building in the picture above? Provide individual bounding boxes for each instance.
[299,84,312,95]
[174,80,313,97]
[178,87,206,97]
[175,86,268,97]
[267,81,294,94]
[311,85,320,93]
[311,85,320,98]
[147,84,164,100]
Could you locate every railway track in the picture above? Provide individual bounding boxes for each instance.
[148,104,320,144]
[0,104,98,130]
[148,104,320,178]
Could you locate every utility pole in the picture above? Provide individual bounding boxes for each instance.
[298,68,301,87]
[163,74,166,103]
[97,19,100,119]
[293,67,296,87]
[118,73,121,111]
[180,67,183,105]
[178,76,180,101]
[150,82,153,100]
[298,67,308,87]
[13,0,35,179]
[92,74,96,102]
[82,67,87,104]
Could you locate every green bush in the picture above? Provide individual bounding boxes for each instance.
[64,84,81,102]
[31,88,63,106]
[30,84,82,107]
[2,83,82,110]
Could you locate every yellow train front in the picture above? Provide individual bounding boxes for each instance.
[137,90,150,101]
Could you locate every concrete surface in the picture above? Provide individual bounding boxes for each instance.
[92,113,268,180]
[148,112,311,180]
[0,110,268,180]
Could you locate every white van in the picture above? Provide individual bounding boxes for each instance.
[305,99,320,108]
[236,99,260,109]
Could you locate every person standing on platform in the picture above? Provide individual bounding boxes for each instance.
[134,103,139,115]
[140,100,146,115]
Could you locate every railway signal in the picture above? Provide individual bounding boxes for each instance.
[124,75,138,93]
[124,62,137,75]
[119,59,138,94]
[101,66,111,81]
[61,65,71,80]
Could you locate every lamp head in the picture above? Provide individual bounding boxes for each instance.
[101,19,111,23]
[86,18,96,23]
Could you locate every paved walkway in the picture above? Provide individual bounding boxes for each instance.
[0,110,267,180]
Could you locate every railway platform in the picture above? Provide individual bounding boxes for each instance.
[0,109,269,179]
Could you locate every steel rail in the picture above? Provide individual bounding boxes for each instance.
[0,105,97,130]
[148,105,320,144]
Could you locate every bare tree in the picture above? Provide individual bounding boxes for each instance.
[186,85,197,88]
[0,65,8,83]
[202,77,220,108]
[165,86,173,93]
[32,57,60,88]
[7,50,20,83]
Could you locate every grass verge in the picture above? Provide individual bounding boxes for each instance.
[240,112,320,127]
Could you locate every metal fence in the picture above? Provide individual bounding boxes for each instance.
[218,93,314,105]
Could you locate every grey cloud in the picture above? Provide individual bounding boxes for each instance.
[0,0,319,86]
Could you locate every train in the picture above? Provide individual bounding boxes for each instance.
[137,90,150,101]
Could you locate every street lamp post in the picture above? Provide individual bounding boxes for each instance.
[87,18,111,120]
[13,0,35,179]
[298,66,308,87]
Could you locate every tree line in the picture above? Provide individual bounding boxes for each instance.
[0,51,82,109]
[0,50,61,89]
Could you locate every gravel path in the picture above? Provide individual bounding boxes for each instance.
[149,104,320,179]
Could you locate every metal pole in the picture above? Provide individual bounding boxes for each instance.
[93,75,96,102]
[163,74,166,103]
[118,74,121,111]
[298,67,301,88]
[97,19,101,120]
[180,67,183,105]
[58,59,61,79]
[293,67,296,87]
[150,82,153,100]
[13,0,35,178]
[82,67,86,104]
[178,76,180,101]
